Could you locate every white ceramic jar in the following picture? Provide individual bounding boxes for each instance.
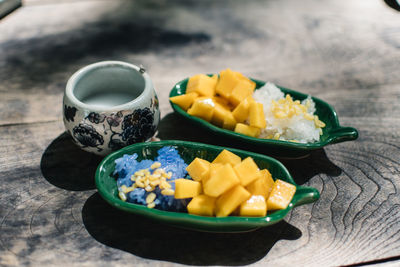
[63,61,160,156]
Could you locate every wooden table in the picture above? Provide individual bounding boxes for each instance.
[1,0,400,266]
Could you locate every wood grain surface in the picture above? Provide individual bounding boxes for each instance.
[1,0,400,266]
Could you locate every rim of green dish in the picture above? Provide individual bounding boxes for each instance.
[169,76,358,151]
[95,140,320,231]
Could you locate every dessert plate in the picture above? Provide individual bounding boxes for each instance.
[169,77,358,158]
[95,140,319,232]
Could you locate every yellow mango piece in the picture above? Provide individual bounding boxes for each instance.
[203,163,240,197]
[215,69,255,99]
[186,74,201,90]
[267,179,296,210]
[212,149,242,166]
[186,74,201,94]
[194,96,214,103]
[209,163,223,175]
[211,103,231,127]
[169,92,199,111]
[186,158,210,182]
[186,74,217,97]
[229,80,256,107]
[222,112,237,131]
[174,179,202,199]
[187,194,216,216]
[246,169,274,199]
[235,71,256,89]
[233,157,261,186]
[204,163,223,186]
[187,98,215,121]
[212,96,231,110]
[234,123,261,138]
[232,96,254,123]
[239,195,267,217]
[215,185,251,217]
[249,102,266,128]
[215,69,242,99]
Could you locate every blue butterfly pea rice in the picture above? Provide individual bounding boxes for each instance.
[114,146,189,211]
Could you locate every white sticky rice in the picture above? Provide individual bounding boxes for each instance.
[252,82,321,143]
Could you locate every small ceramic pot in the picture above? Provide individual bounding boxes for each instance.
[63,61,160,156]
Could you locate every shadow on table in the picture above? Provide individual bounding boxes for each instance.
[40,132,103,191]
[82,192,301,266]
[157,113,342,185]
[2,1,211,90]
[279,149,342,185]
[40,114,342,190]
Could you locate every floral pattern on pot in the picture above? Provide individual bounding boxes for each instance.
[72,123,104,151]
[106,111,123,127]
[121,107,156,145]
[64,105,77,122]
[87,112,106,124]
[69,108,157,153]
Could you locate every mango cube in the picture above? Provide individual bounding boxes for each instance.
[215,185,251,217]
[186,157,210,182]
[213,96,231,109]
[203,163,240,197]
[233,157,261,186]
[222,112,237,131]
[169,92,199,111]
[211,104,231,127]
[212,149,242,166]
[229,80,256,107]
[186,74,217,97]
[186,74,201,88]
[232,96,254,123]
[249,102,267,128]
[236,72,256,89]
[246,169,274,199]
[267,179,296,210]
[187,194,216,216]
[174,179,202,199]
[187,98,215,121]
[215,69,242,99]
[234,123,261,137]
[209,163,223,174]
[204,163,223,186]
[239,195,267,217]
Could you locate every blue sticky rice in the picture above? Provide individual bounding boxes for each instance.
[114,146,189,211]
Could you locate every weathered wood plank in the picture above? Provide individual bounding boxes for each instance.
[2,0,400,125]
[0,120,399,266]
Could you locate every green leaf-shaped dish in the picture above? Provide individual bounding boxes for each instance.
[95,140,319,232]
[169,77,358,158]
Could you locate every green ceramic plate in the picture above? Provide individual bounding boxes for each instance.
[169,76,358,158]
[95,140,319,232]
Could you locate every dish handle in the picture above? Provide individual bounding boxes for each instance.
[329,126,359,144]
[292,186,320,207]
